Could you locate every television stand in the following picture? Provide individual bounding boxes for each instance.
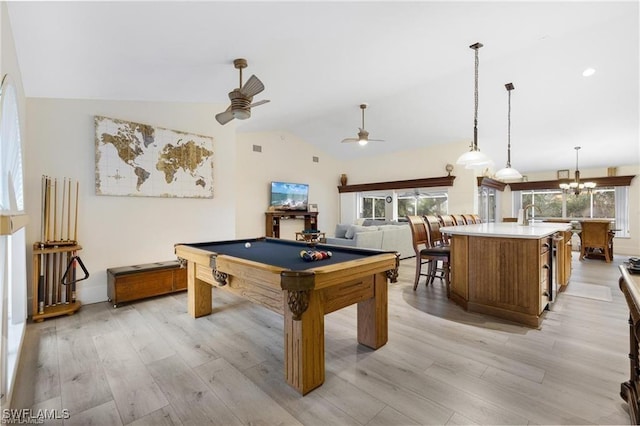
[265,211,318,238]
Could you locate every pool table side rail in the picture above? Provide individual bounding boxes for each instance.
[175,243,399,291]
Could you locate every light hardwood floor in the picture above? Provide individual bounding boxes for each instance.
[11,254,634,425]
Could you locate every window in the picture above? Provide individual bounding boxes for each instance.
[520,189,564,219]
[515,186,629,237]
[358,188,448,220]
[478,186,497,223]
[0,75,26,408]
[397,190,448,217]
[360,195,386,219]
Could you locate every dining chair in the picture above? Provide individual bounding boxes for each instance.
[579,220,614,263]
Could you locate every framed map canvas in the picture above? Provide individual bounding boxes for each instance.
[95,116,214,198]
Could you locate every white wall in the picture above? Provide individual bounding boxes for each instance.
[235,131,343,239]
[499,165,640,256]
[339,140,481,216]
[25,99,236,306]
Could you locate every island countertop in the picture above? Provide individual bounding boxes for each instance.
[440,222,571,239]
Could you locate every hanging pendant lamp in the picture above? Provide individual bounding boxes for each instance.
[495,82,523,180]
[559,146,596,195]
[456,42,493,170]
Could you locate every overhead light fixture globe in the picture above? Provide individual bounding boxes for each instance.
[495,166,523,180]
[232,110,250,120]
[457,150,492,169]
[456,42,493,170]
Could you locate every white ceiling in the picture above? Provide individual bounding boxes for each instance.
[7,1,639,173]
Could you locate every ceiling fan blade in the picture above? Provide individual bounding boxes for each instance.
[368,139,385,142]
[341,138,360,143]
[215,108,235,125]
[240,75,264,98]
[249,99,270,108]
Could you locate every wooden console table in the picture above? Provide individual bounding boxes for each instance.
[619,264,640,424]
[265,211,318,238]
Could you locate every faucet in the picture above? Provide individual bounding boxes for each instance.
[523,204,540,225]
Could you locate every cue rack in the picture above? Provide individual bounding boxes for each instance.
[31,176,88,322]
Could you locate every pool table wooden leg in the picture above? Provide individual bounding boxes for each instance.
[284,290,324,395]
[357,272,388,349]
[187,261,212,318]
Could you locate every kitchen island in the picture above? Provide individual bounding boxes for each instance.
[441,222,572,327]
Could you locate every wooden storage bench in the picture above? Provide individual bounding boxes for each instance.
[107,260,187,307]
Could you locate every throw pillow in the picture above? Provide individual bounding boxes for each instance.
[334,223,350,239]
[345,225,377,239]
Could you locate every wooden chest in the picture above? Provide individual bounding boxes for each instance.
[107,260,187,307]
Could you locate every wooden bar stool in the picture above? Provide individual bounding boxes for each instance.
[423,215,451,297]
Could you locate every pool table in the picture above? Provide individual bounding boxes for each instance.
[174,237,399,395]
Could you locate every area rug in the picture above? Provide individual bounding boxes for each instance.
[563,282,613,302]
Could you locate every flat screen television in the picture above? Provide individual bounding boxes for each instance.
[270,181,309,211]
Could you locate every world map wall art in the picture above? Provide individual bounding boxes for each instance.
[95,116,214,198]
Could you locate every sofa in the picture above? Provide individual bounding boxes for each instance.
[325,220,414,259]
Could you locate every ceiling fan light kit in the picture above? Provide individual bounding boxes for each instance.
[456,42,493,170]
[495,82,523,181]
[215,58,270,125]
[341,103,385,146]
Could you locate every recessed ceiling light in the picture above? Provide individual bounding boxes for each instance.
[582,68,596,77]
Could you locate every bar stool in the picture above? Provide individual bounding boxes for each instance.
[406,215,432,291]
[462,214,476,224]
[438,214,456,227]
[423,215,451,297]
[452,214,467,225]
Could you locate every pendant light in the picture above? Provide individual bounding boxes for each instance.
[494,83,523,180]
[559,146,596,195]
[456,42,492,170]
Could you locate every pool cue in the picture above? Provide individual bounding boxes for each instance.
[74,181,79,243]
[53,178,58,242]
[44,177,51,304]
[45,177,56,305]
[67,179,71,242]
[51,179,58,305]
[59,178,67,303]
[61,178,67,242]
[37,176,45,314]
[44,245,49,306]
[44,176,51,243]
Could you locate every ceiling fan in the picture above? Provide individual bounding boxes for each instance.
[215,58,270,125]
[341,103,384,146]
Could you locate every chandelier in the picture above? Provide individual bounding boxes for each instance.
[559,146,596,195]
[494,82,522,180]
[456,42,493,170]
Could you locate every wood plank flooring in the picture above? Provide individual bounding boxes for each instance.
[11,255,634,425]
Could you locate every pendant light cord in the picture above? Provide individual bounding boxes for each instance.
[473,45,479,150]
[507,88,512,167]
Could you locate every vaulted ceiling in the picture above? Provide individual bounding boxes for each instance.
[7,1,639,173]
